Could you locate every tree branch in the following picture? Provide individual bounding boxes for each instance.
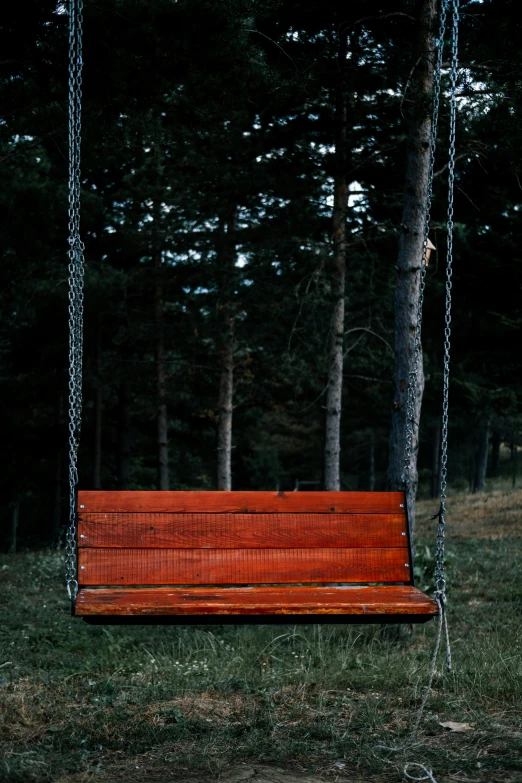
[351,12,415,28]
[344,374,393,385]
[343,327,394,357]
[433,151,480,178]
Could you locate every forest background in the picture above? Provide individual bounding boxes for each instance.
[1,0,521,547]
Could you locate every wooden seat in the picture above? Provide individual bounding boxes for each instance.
[74,491,439,624]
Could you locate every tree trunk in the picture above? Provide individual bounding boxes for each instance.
[117,378,131,489]
[217,204,238,491]
[217,314,234,490]
[154,245,169,490]
[511,441,517,489]
[387,0,437,536]
[490,431,501,476]
[430,423,441,498]
[473,411,491,493]
[324,30,348,492]
[369,435,376,492]
[93,315,102,490]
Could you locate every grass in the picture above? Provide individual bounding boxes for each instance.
[1,489,522,782]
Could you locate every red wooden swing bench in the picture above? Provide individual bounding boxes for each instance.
[74,490,439,623]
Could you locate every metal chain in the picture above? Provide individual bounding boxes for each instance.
[402,0,448,489]
[66,0,85,601]
[434,0,459,599]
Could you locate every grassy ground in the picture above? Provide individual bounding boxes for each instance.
[1,489,522,782]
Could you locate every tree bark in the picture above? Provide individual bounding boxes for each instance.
[93,315,102,490]
[117,378,131,489]
[217,313,234,490]
[217,204,238,491]
[490,430,501,476]
[324,30,348,492]
[473,411,491,493]
[387,0,437,536]
[369,434,376,492]
[154,244,169,490]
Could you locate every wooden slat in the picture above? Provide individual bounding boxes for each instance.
[78,512,408,549]
[75,585,438,617]
[77,547,411,586]
[78,490,405,515]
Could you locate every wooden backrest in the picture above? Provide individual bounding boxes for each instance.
[77,491,413,587]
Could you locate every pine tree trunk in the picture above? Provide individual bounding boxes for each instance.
[369,435,376,492]
[387,0,437,535]
[430,423,441,498]
[324,30,348,492]
[117,378,131,489]
[217,314,234,491]
[490,431,500,476]
[473,411,491,493]
[154,246,169,491]
[93,316,102,490]
[217,205,238,491]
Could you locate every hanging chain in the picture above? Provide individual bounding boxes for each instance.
[402,0,448,490]
[66,0,85,601]
[434,0,459,600]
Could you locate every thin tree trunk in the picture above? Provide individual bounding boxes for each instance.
[217,314,234,490]
[387,0,437,537]
[468,454,475,493]
[154,245,169,490]
[430,423,441,498]
[217,204,238,491]
[324,30,348,492]
[117,378,131,489]
[93,315,102,490]
[473,411,491,493]
[490,431,500,476]
[511,440,517,488]
[369,434,375,492]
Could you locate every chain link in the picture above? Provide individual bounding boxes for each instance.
[402,0,448,490]
[66,0,85,601]
[434,0,459,598]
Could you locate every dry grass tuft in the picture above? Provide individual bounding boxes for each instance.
[145,690,251,725]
